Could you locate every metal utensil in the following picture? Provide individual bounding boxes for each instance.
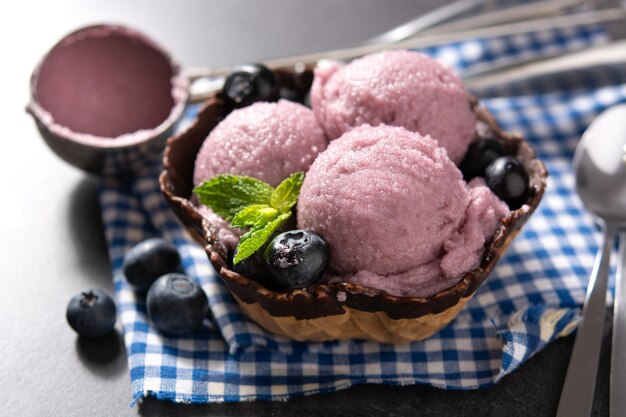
[416,0,585,37]
[188,6,626,102]
[612,231,626,416]
[186,6,626,83]
[463,39,626,91]
[187,0,486,101]
[556,105,626,417]
[363,0,485,45]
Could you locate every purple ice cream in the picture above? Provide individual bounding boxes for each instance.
[311,50,476,163]
[297,125,508,298]
[193,100,328,249]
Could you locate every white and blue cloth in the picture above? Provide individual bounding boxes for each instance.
[99,24,623,404]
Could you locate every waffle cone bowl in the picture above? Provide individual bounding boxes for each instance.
[159,65,547,344]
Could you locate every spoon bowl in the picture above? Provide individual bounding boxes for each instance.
[574,105,626,225]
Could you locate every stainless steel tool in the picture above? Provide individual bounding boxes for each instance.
[556,105,626,417]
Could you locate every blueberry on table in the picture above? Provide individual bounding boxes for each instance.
[66,289,117,338]
[264,230,330,289]
[459,139,506,181]
[146,273,209,335]
[122,238,181,291]
[485,156,530,209]
[222,64,278,111]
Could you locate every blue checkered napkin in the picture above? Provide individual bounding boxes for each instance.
[99,24,620,404]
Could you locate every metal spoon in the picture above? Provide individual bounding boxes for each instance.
[556,104,626,417]
[614,231,626,416]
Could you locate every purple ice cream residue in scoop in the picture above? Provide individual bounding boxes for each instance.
[296,124,508,298]
[311,50,476,164]
[34,27,176,138]
[193,100,328,250]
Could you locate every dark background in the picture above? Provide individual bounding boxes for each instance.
[0,1,614,416]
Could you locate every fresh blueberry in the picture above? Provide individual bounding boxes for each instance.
[279,86,301,103]
[459,139,507,181]
[485,156,530,209]
[146,273,208,335]
[66,289,117,338]
[232,245,286,291]
[303,91,312,108]
[123,238,181,291]
[232,246,269,282]
[264,230,329,289]
[222,64,278,112]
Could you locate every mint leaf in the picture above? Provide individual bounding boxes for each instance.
[231,204,279,229]
[233,212,291,264]
[194,172,307,264]
[271,172,304,213]
[193,175,273,221]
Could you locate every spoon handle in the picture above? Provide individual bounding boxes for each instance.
[611,231,626,416]
[556,226,614,417]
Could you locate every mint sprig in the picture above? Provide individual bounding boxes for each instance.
[193,172,305,264]
[193,175,273,221]
[231,204,279,228]
[234,212,291,264]
[271,172,304,212]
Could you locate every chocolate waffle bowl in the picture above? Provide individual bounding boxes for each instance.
[159,65,548,344]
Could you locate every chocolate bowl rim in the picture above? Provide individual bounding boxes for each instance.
[26,23,189,149]
[159,87,548,321]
